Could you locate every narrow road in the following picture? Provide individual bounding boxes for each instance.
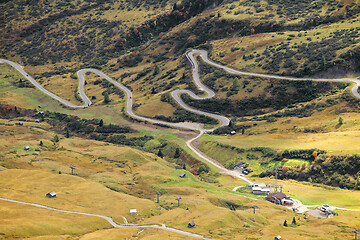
[0,197,215,240]
[192,49,360,99]
[186,131,253,185]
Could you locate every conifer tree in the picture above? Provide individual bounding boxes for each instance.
[158,149,164,158]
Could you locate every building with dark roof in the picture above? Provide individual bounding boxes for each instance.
[266,192,294,206]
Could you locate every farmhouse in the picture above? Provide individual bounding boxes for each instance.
[179,173,186,178]
[24,146,30,151]
[266,192,294,206]
[251,183,271,195]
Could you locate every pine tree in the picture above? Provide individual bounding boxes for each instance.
[338,116,343,125]
[153,64,160,76]
[104,92,110,104]
[53,135,59,143]
[292,217,296,225]
[66,128,70,138]
[183,164,186,170]
[157,149,164,158]
[39,140,43,146]
[174,148,180,158]
[283,220,287,227]
[242,128,245,135]
[99,119,104,127]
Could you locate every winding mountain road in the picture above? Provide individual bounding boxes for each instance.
[2,50,360,131]
[2,49,360,234]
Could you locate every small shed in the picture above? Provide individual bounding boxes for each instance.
[18,122,23,126]
[230,131,236,135]
[46,191,56,198]
[130,209,137,216]
[274,236,282,240]
[179,173,186,178]
[188,221,195,228]
[35,119,40,123]
[24,146,30,151]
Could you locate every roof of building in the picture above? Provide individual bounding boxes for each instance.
[47,191,56,196]
[188,221,195,227]
[253,183,267,187]
[179,173,186,178]
[252,187,270,192]
[266,192,286,200]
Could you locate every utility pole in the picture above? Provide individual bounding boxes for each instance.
[250,205,259,214]
[156,191,160,203]
[176,197,182,207]
[274,166,278,192]
[353,229,359,240]
[70,165,75,175]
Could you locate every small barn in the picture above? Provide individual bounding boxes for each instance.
[46,191,56,198]
[35,119,40,123]
[179,173,186,178]
[24,146,30,151]
[188,221,195,228]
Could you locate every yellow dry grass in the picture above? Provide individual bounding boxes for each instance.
[1,118,360,239]
[202,103,360,154]
[80,227,199,240]
[135,93,176,117]
[0,200,109,239]
[0,169,156,220]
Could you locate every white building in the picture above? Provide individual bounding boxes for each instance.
[251,183,271,195]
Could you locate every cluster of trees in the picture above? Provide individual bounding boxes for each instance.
[120,0,225,49]
[260,153,360,190]
[259,27,360,76]
[266,0,341,19]
[155,108,218,125]
[0,104,25,119]
[181,79,334,117]
[42,111,157,147]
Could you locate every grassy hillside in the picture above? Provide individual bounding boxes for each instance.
[1,112,360,239]
[2,0,360,238]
